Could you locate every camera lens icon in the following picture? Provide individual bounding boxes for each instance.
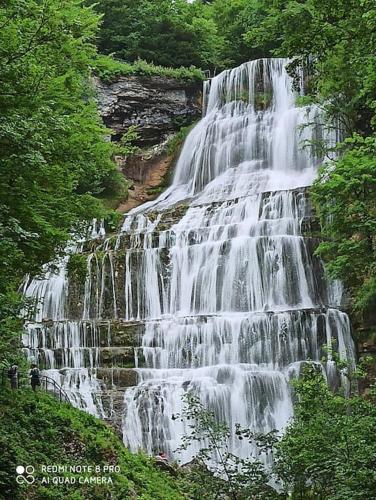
[16,465,35,485]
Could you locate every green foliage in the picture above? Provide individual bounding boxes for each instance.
[93,0,280,72]
[92,54,204,83]
[0,0,112,283]
[96,126,141,210]
[93,0,224,70]
[274,364,376,499]
[311,135,376,319]
[175,393,280,499]
[112,125,140,157]
[167,124,196,157]
[67,254,88,284]
[0,1,129,360]
[210,0,277,67]
[0,292,27,367]
[295,95,316,108]
[244,0,376,135]
[0,388,187,499]
[178,366,376,499]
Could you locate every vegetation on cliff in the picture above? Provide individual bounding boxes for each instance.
[92,55,204,84]
[0,386,187,499]
[312,136,376,322]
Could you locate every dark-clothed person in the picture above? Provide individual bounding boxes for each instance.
[29,364,40,391]
[7,364,18,389]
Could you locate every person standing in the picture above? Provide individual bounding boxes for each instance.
[29,364,40,391]
[7,364,18,389]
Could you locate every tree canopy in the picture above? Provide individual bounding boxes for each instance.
[178,364,376,499]
[95,0,224,69]
[0,0,124,362]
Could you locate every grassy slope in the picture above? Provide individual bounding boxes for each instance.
[0,387,187,500]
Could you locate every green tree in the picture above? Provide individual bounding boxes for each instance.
[176,393,280,499]
[0,0,125,362]
[245,0,376,134]
[94,0,224,69]
[311,135,376,320]
[275,364,376,499]
[178,365,376,499]
[210,0,278,67]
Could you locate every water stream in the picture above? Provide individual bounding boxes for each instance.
[23,58,355,463]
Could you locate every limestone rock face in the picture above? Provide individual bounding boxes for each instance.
[95,75,202,147]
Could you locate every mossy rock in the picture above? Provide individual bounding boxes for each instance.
[96,368,138,388]
[98,321,144,348]
[99,347,136,368]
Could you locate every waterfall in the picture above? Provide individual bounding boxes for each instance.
[23,58,354,463]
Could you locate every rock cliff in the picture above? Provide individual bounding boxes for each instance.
[95,75,202,147]
[95,75,202,212]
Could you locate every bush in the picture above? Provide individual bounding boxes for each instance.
[311,135,376,321]
[92,55,204,84]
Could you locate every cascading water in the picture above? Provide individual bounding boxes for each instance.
[22,232,106,416]
[23,59,354,463]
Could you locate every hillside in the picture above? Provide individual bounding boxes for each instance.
[0,387,187,500]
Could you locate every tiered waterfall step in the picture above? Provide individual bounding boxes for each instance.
[26,306,350,373]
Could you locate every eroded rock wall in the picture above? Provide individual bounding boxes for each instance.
[95,75,202,147]
[95,75,202,212]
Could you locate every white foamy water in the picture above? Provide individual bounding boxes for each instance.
[23,59,354,463]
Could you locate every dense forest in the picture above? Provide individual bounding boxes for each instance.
[0,0,375,498]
